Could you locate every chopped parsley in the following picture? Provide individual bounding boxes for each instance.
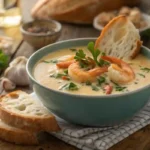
[50,69,69,79]
[115,86,127,91]
[50,72,70,80]
[59,82,79,91]
[97,76,106,85]
[50,73,64,78]
[42,59,58,63]
[113,83,127,91]
[63,69,68,75]
[91,85,99,91]
[138,73,145,78]
[140,67,150,73]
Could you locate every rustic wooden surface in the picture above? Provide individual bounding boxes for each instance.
[1,0,150,149]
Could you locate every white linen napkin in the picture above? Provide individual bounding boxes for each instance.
[31,93,150,150]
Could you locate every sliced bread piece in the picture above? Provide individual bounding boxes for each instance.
[0,119,38,145]
[0,90,60,132]
[95,15,142,59]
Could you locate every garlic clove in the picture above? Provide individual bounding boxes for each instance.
[10,56,27,67]
[0,77,16,93]
[4,56,30,86]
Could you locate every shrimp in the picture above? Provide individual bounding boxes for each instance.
[56,55,75,69]
[101,56,135,84]
[68,62,108,83]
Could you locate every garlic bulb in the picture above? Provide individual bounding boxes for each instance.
[0,77,16,93]
[4,56,30,86]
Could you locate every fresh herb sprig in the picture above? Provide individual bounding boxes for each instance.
[74,49,86,62]
[74,49,96,68]
[74,42,109,68]
[87,42,100,66]
[0,50,9,69]
[87,42,110,66]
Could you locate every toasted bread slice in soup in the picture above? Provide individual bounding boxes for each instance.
[95,15,142,59]
[0,119,38,145]
[0,90,60,132]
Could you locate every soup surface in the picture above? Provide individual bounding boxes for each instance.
[34,46,150,95]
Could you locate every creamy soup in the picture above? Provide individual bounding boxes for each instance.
[34,45,150,95]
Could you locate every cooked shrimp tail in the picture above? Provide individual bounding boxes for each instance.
[56,55,75,68]
[68,62,108,83]
[56,60,75,68]
[101,55,135,84]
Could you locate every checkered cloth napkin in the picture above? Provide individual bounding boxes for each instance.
[32,93,150,150]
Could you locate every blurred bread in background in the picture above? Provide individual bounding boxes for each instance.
[96,7,147,29]
[31,0,141,24]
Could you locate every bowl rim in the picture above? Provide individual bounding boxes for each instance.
[20,19,62,37]
[27,37,150,98]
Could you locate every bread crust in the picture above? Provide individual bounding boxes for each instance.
[95,15,127,48]
[131,40,143,59]
[32,0,98,24]
[0,119,38,145]
[0,91,60,132]
[31,0,128,24]
[95,15,142,59]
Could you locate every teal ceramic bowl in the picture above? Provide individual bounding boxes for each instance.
[27,38,150,126]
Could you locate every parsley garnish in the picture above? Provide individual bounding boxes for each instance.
[97,76,106,85]
[59,82,79,91]
[115,86,127,91]
[74,42,109,68]
[87,42,110,67]
[87,42,100,66]
[74,49,86,61]
[113,82,127,91]
[91,85,99,91]
[138,73,145,78]
[74,49,95,68]
[50,72,69,79]
[42,59,58,63]
[0,50,9,69]
[140,67,150,73]
[63,69,68,75]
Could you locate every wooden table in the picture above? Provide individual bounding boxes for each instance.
[1,0,150,149]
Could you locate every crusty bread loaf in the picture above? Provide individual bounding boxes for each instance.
[0,90,60,132]
[0,119,38,145]
[31,0,140,24]
[95,15,142,59]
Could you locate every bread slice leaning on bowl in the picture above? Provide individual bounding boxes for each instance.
[0,90,60,132]
[95,15,142,59]
[0,119,38,145]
